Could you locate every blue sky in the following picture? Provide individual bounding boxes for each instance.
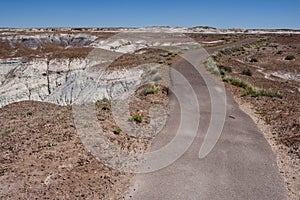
[0,0,299,29]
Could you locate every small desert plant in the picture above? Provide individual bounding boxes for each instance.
[256,88,283,98]
[218,65,232,73]
[47,142,57,147]
[264,116,272,125]
[222,77,248,89]
[130,114,143,123]
[231,46,245,52]
[140,85,159,96]
[219,48,232,55]
[113,127,122,135]
[241,69,252,76]
[0,167,6,176]
[285,55,295,60]
[101,102,110,110]
[249,58,258,62]
[222,76,283,98]
[204,57,221,76]
[158,59,165,64]
[242,85,283,98]
[26,111,33,116]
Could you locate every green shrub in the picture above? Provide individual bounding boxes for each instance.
[249,58,258,62]
[241,69,252,76]
[101,102,110,110]
[264,116,271,125]
[219,49,232,55]
[285,55,295,60]
[204,57,221,76]
[231,46,245,52]
[218,65,232,73]
[223,76,283,99]
[158,60,165,64]
[140,85,158,96]
[0,167,6,176]
[130,114,142,123]
[113,127,122,135]
[222,77,248,89]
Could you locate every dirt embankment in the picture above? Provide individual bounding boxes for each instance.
[0,45,171,199]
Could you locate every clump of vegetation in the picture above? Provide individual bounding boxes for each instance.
[113,127,122,135]
[220,46,245,55]
[219,48,232,55]
[231,46,245,52]
[242,87,283,98]
[47,142,57,147]
[211,53,222,62]
[242,44,251,48]
[95,99,110,111]
[101,102,110,110]
[130,114,143,123]
[250,38,269,48]
[241,69,252,76]
[285,55,295,60]
[158,59,165,64]
[140,84,159,96]
[204,57,221,76]
[264,116,272,125]
[249,58,258,62]
[0,167,7,176]
[222,76,283,98]
[218,65,232,73]
[222,77,248,89]
[26,111,33,116]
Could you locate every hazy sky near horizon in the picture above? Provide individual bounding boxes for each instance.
[0,0,299,29]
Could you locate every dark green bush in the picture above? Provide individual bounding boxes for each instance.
[241,69,252,76]
[285,55,295,60]
[218,65,232,73]
[113,127,122,135]
[130,114,143,123]
[249,58,258,62]
[140,85,158,96]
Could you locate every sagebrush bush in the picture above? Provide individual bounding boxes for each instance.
[285,55,295,60]
[241,69,252,76]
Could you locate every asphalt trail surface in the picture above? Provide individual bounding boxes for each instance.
[126,39,287,200]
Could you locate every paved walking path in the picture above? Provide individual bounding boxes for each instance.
[126,40,287,200]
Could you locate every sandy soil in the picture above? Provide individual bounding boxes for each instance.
[1,30,299,199]
[0,45,170,199]
[0,101,130,199]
